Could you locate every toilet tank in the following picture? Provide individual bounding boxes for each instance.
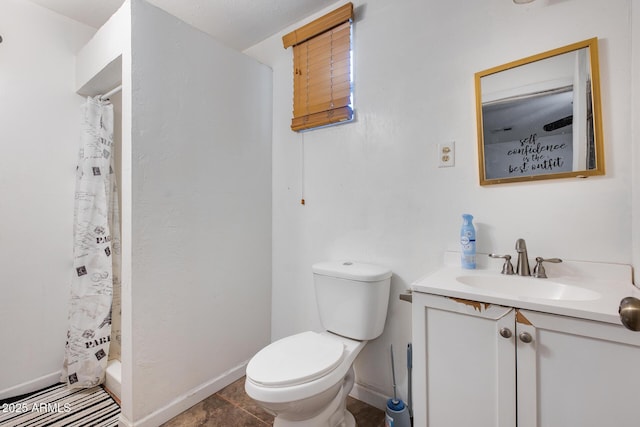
[312,261,392,341]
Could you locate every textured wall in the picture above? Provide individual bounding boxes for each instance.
[128,0,272,423]
[246,0,635,407]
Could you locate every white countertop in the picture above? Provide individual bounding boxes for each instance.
[411,252,640,325]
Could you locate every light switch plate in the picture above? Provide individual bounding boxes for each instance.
[438,141,455,167]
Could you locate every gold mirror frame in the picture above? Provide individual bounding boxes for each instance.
[475,38,604,185]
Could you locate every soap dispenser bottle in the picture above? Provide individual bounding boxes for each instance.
[460,214,476,269]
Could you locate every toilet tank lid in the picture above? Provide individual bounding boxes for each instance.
[312,261,392,282]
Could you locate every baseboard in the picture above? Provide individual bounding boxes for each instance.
[125,361,248,427]
[0,370,61,401]
[118,413,133,427]
[118,412,133,427]
[350,381,388,411]
[105,359,122,402]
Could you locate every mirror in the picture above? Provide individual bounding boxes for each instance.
[475,38,604,185]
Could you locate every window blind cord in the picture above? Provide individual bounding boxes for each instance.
[300,132,306,205]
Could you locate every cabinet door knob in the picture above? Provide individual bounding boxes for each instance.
[499,327,512,338]
[519,332,533,343]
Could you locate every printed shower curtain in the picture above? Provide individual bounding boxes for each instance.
[61,96,121,388]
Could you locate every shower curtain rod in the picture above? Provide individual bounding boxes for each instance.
[99,85,122,101]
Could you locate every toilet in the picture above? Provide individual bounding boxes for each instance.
[245,261,392,427]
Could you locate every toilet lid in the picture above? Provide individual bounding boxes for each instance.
[246,331,345,387]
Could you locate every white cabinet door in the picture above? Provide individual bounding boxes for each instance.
[412,293,516,427]
[516,309,640,427]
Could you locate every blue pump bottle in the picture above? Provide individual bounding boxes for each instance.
[460,214,476,269]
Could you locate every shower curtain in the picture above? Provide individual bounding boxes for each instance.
[61,96,121,388]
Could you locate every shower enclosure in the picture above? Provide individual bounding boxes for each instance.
[61,94,122,389]
[70,1,272,425]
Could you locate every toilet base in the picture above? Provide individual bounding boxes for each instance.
[343,410,356,427]
[272,375,356,427]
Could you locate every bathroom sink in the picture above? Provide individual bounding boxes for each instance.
[456,275,601,301]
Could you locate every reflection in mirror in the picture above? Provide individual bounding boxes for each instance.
[475,38,604,185]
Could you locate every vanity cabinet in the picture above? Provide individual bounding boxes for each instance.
[411,292,640,427]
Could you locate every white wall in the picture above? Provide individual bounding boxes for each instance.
[245,0,634,407]
[75,1,128,96]
[0,0,95,398]
[632,1,640,275]
[2,0,637,419]
[127,0,272,424]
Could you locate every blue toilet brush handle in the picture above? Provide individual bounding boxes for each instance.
[407,343,413,419]
[390,344,398,402]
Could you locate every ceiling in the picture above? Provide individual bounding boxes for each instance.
[482,90,574,144]
[28,0,339,51]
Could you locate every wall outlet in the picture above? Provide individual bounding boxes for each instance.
[438,141,455,167]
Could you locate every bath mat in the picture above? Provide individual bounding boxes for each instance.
[0,383,120,426]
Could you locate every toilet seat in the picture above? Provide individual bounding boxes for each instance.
[246,331,345,387]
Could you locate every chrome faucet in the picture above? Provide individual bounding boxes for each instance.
[515,238,530,276]
[532,257,563,278]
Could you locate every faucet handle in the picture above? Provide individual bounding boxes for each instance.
[489,253,515,275]
[532,257,562,278]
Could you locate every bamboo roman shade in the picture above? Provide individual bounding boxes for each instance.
[283,3,353,132]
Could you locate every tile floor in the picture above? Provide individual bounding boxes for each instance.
[161,376,385,426]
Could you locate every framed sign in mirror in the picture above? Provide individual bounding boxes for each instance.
[475,38,604,185]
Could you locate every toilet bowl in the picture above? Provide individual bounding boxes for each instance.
[245,261,392,427]
[246,331,365,426]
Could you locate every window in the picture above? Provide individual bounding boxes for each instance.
[282,3,353,132]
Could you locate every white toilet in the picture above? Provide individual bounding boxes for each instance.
[245,261,392,427]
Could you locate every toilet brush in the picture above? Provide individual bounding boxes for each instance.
[407,343,413,424]
[385,345,411,427]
